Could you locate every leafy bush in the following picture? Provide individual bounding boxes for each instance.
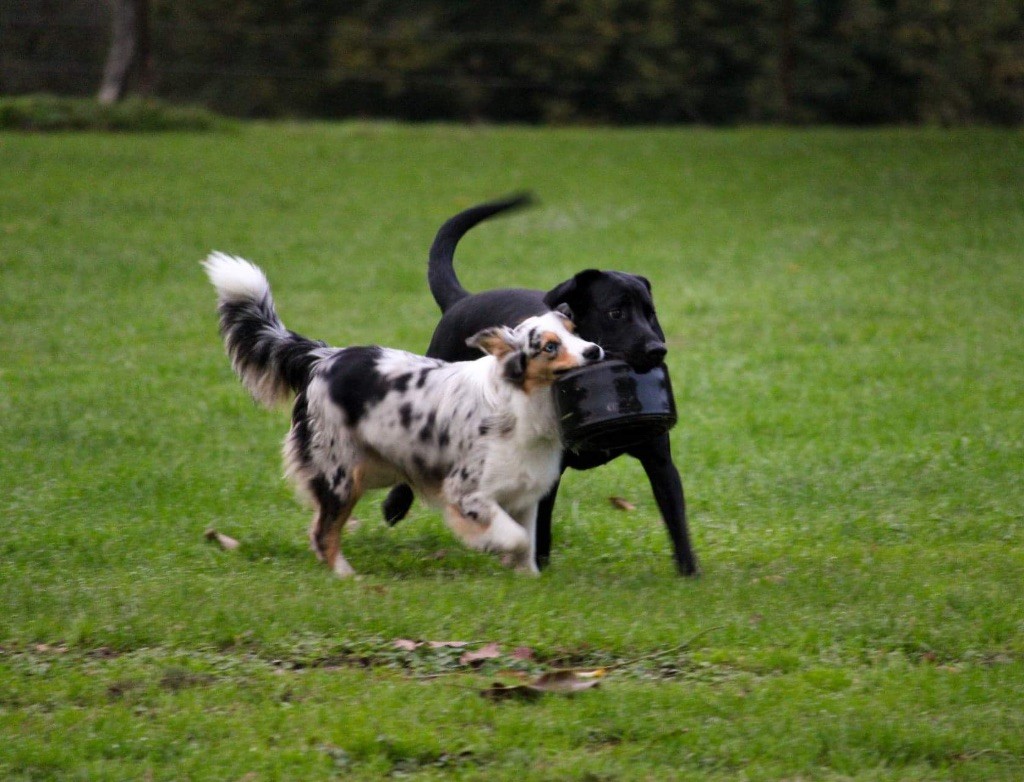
[0,94,230,132]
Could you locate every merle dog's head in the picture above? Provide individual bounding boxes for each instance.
[542,269,667,373]
[467,311,603,393]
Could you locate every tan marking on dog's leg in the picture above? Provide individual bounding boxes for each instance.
[443,503,486,545]
[309,511,327,561]
[312,464,365,579]
[324,502,357,579]
[443,500,529,562]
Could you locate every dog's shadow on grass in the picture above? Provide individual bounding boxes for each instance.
[225,509,506,579]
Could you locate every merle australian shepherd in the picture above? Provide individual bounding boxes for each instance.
[203,252,602,576]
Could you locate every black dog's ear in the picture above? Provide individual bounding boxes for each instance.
[543,279,575,309]
[635,274,652,293]
[503,350,528,385]
[554,302,574,321]
[543,269,603,309]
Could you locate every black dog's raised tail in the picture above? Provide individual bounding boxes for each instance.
[203,252,328,408]
[428,192,536,312]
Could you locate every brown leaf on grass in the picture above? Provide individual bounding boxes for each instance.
[480,669,605,700]
[393,639,470,652]
[510,646,535,661]
[460,642,501,666]
[204,528,240,550]
[609,496,636,511]
[531,669,605,693]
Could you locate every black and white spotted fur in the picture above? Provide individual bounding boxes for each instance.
[203,252,602,577]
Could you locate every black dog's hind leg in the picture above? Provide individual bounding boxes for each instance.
[533,477,561,570]
[383,483,414,525]
[630,434,699,577]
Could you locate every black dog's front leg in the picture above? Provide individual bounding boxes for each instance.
[630,434,700,577]
[533,476,560,570]
[382,483,414,525]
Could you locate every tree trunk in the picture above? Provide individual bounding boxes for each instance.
[777,0,796,123]
[97,0,152,104]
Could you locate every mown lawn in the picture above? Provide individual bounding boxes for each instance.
[1,123,1022,780]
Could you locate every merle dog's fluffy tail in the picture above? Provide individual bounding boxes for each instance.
[203,252,328,408]
[428,192,535,312]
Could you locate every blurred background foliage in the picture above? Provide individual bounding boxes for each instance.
[2,0,1022,124]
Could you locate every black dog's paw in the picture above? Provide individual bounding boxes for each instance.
[382,484,415,525]
[676,556,701,578]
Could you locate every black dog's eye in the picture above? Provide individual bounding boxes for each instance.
[608,309,624,320]
[543,341,559,354]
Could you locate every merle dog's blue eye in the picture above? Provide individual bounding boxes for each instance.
[543,341,558,354]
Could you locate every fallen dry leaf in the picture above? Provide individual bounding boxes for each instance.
[609,496,636,511]
[460,642,501,666]
[393,639,470,652]
[203,528,240,550]
[480,668,605,700]
[531,669,605,693]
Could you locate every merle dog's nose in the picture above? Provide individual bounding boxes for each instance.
[583,345,603,362]
[645,341,667,365]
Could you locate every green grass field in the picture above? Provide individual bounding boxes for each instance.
[2,124,1022,780]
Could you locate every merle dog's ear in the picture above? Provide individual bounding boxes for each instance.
[543,269,603,309]
[503,350,528,384]
[466,326,515,358]
[554,302,574,321]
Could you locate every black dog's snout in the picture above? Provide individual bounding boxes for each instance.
[583,345,604,362]
[645,341,667,364]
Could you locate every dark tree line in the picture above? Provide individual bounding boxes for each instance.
[3,0,1023,124]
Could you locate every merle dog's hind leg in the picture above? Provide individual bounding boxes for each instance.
[630,434,699,577]
[308,466,363,578]
[382,483,414,525]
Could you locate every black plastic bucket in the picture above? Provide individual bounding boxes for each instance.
[554,360,677,451]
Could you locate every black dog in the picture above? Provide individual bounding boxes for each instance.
[383,195,699,576]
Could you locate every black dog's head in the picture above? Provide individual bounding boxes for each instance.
[543,269,667,373]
